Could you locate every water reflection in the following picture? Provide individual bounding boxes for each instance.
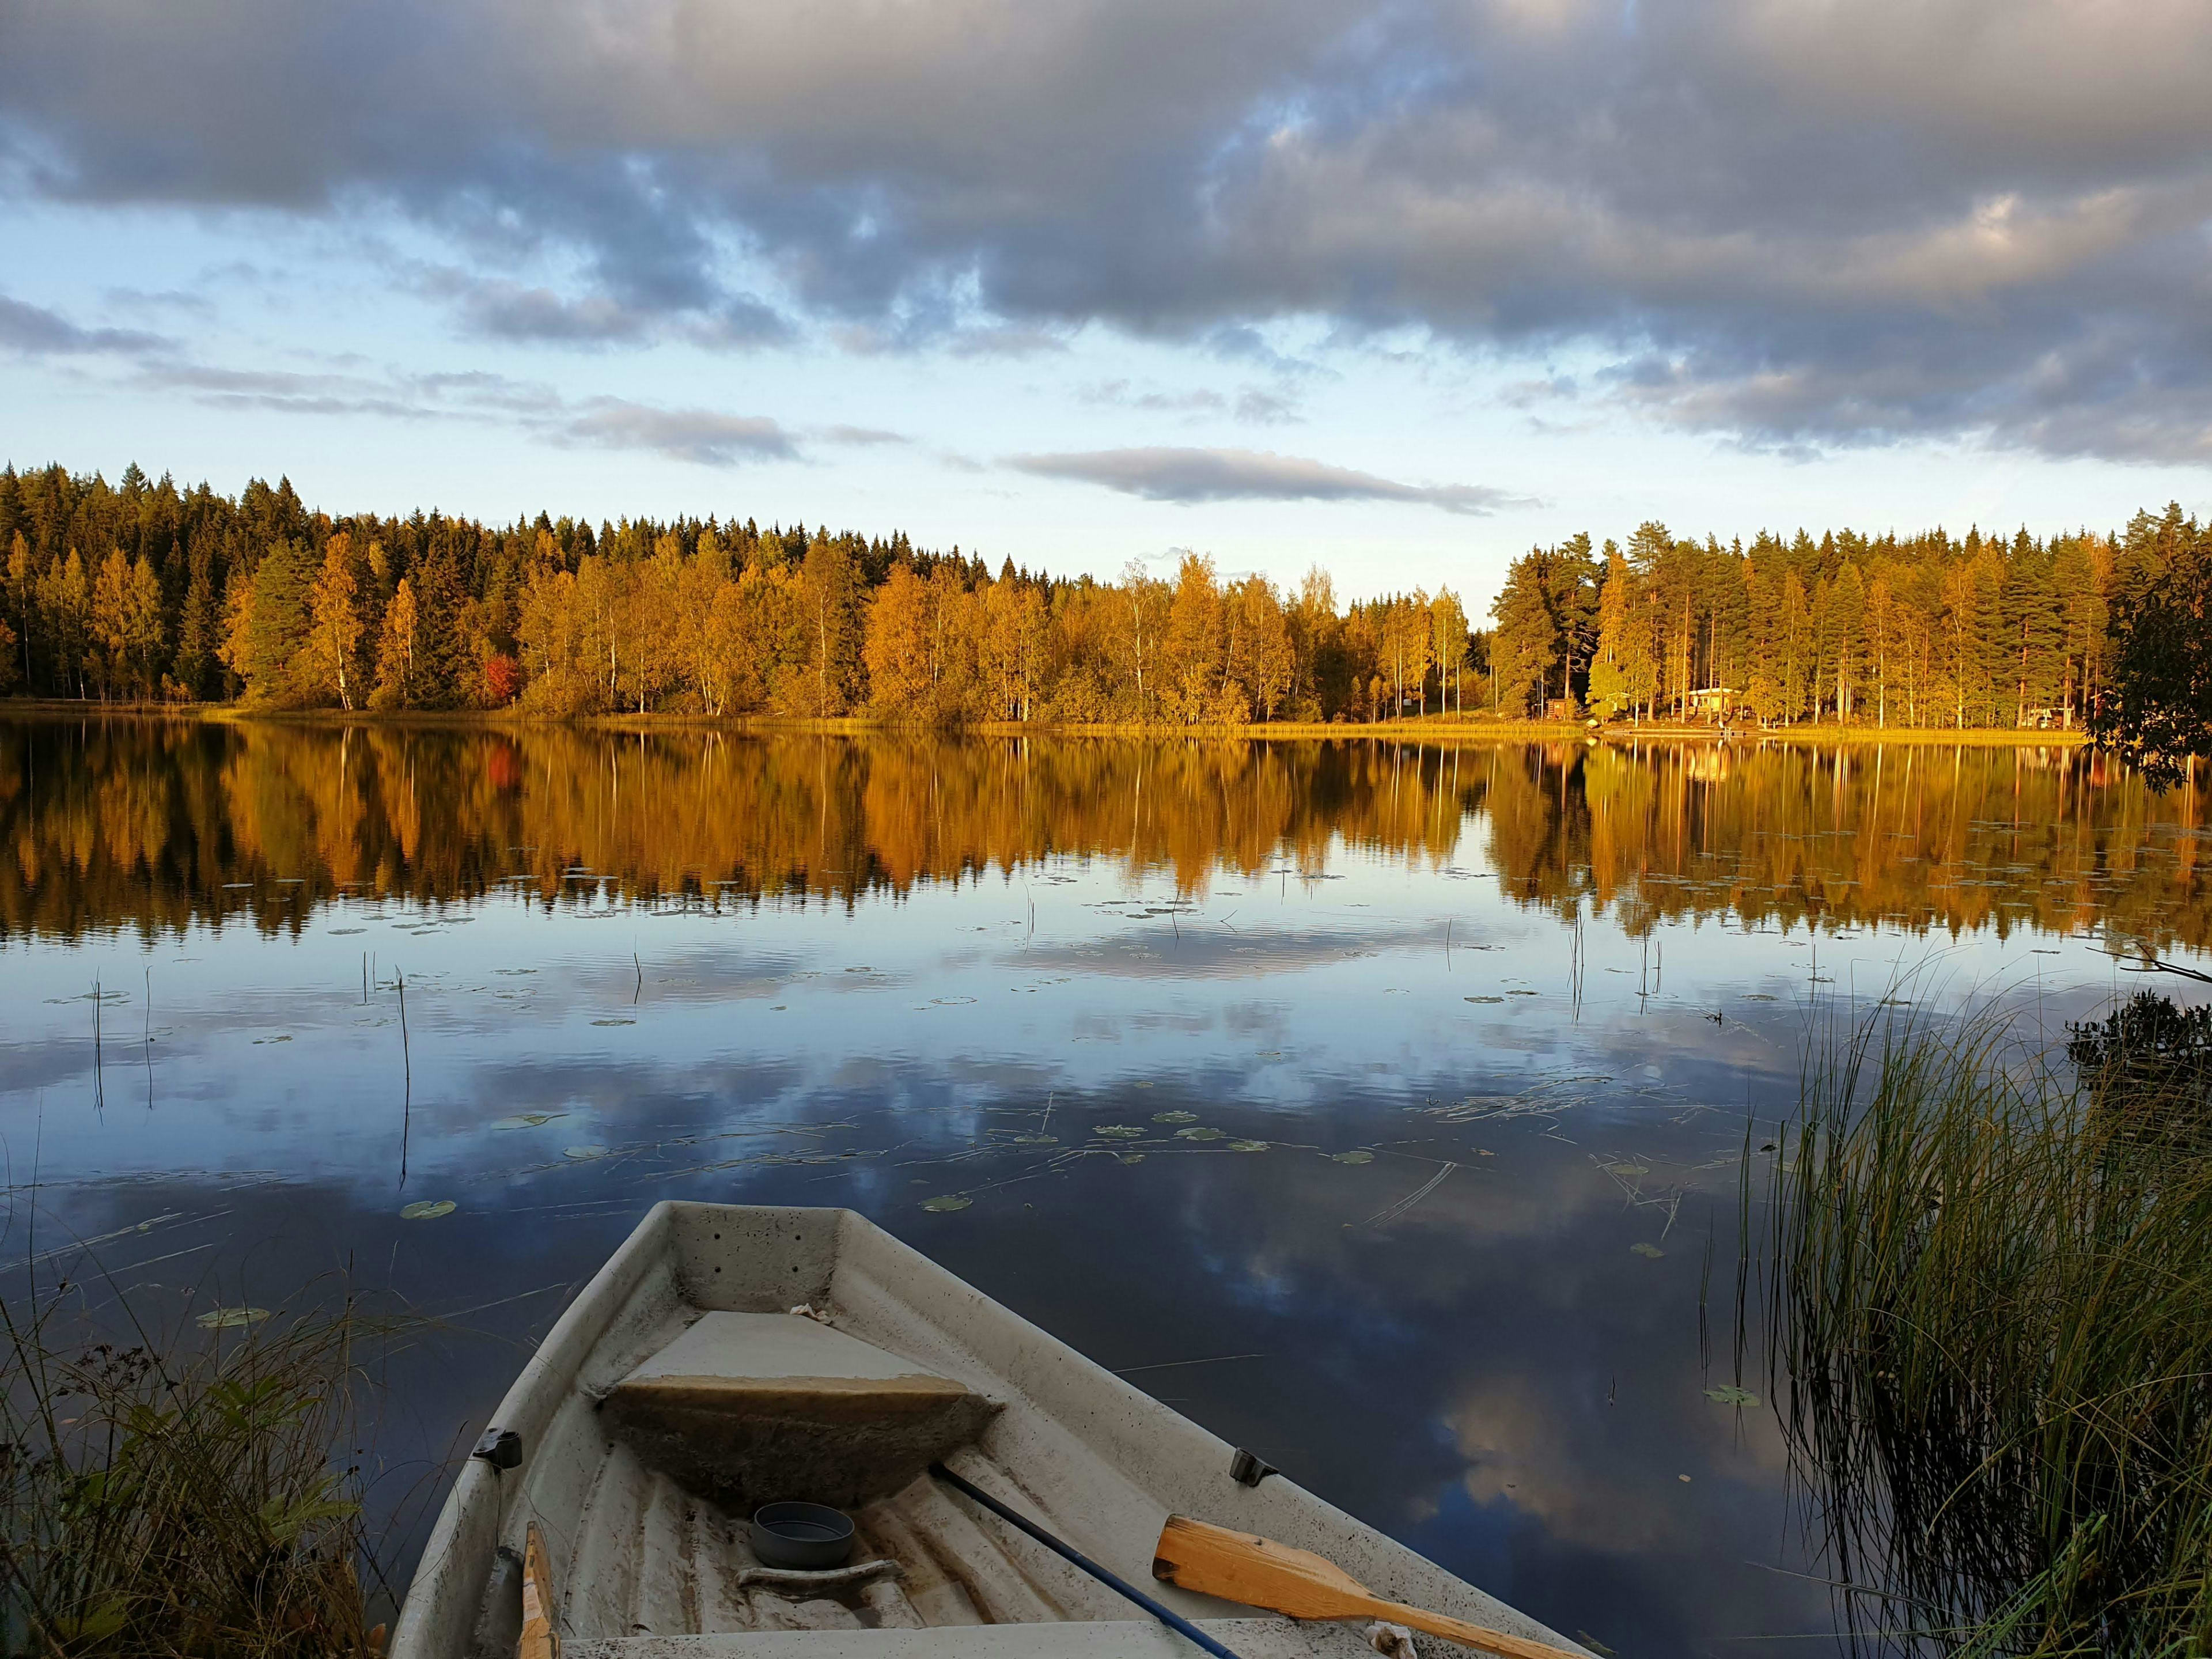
[3,714,2209,1658]
[3,718,2205,949]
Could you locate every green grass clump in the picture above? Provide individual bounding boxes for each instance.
[0,1291,385,1657]
[1770,995,2212,1657]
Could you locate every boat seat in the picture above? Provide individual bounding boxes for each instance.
[601,1313,1000,1509]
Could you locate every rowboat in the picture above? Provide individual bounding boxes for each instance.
[392,1203,1586,1658]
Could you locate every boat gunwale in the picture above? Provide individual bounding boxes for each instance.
[392,1202,1590,1659]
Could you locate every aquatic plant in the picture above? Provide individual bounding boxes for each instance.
[1767,995,2212,1656]
[0,1287,386,1657]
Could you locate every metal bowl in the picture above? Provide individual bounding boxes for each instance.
[749,1501,855,1570]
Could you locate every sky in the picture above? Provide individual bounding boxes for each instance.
[5,0,2212,610]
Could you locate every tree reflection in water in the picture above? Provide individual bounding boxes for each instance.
[1,716,2204,951]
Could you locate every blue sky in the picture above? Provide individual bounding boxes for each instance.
[5,0,2211,611]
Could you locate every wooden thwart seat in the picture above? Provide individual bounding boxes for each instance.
[601,1314,1000,1509]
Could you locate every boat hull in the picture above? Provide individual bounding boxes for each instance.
[392,1203,1584,1657]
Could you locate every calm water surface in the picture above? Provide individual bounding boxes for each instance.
[6,717,2211,1657]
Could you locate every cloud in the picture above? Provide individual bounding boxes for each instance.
[424,272,794,349]
[1007,446,1529,514]
[0,290,804,466]
[6,0,2212,459]
[556,399,800,465]
[0,293,169,355]
[1081,380,1304,425]
[820,425,908,447]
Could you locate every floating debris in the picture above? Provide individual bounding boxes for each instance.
[1630,1242,1666,1258]
[589,1017,635,1027]
[1330,1150,1375,1165]
[195,1306,270,1330]
[1118,1153,1146,1165]
[563,1145,610,1161]
[1603,1163,1651,1177]
[400,1199,456,1221]
[1464,995,1504,1004]
[1012,1133,1059,1146]
[1093,1125,1145,1139]
[492,1112,565,1130]
[922,1195,972,1213]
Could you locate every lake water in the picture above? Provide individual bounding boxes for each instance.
[5,716,2210,1656]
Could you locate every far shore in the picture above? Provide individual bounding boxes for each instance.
[0,697,2099,747]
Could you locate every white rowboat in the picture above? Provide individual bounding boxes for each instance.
[392,1203,1586,1659]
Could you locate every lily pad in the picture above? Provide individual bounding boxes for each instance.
[491,1112,565,1130]
[1117,1153,1146,1165]
[400,1199,456,1221]
[563,1144,610,1161]
[1330,1150,1375,1165]
[1012,1134,1059,1146]
[1175,1126,1225,1142]
[1464,995,1504,1004]
[1603,1163,1650,1177]
[1153,1111,1198,1124]
[195,1307,270,1330]
[922,1195,972,1213]
[589,1017,635,1027]
[1704,1385,1759,1407]
[1630,1242,1666,1259]
[1094,1125,1145,1139]
[1228,1139,1269,1153]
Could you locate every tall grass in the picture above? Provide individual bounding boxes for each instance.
[0,1287,386,1657]
[1768,992,2212,1657]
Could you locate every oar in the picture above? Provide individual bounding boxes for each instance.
[1152,1514,1585,1659]
[927,1464,1243,1659]
[519,1521,559,1659]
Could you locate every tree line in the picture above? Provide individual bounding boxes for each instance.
[0,463,2203,740]
[1493,510,2209,736]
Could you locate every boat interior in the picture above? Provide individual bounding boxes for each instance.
[393,1205,1575,1659]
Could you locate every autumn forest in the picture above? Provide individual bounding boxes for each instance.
[1,462,2203,730]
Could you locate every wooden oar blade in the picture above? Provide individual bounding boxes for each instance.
[1152,1513,1370,1619]
[1153,1514,1589,1659]
[520,1521,559,1659]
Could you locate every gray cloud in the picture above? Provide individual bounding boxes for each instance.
[0,293,169,355]
[0,289,804,465]
[1081,380,1304,425]
[558,400,800,465]
[1007,446,1528,514]
[5,0,2212,460]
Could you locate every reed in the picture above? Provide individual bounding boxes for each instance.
[1767,994,2212,1656]
[0,1288,387,1657]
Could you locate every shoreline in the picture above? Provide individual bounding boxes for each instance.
[0,698,2095,747]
